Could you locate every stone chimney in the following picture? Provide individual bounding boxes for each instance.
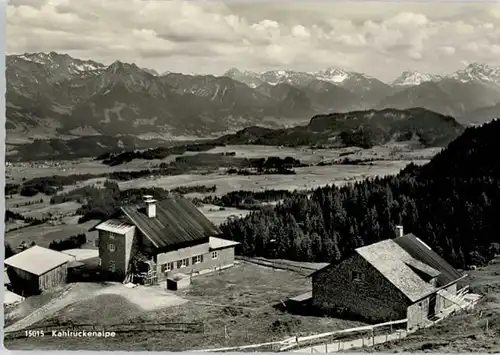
[396,225,404,238]
[143,195,157,218]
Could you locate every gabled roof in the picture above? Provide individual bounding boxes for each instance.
[94,219,135,234]
[393,233,464,286]
[209,237,240,251]
[120,196,222,248]
[309,238,447,303]
[355,239,439,302]
[4,246,73,276]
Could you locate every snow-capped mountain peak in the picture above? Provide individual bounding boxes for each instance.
[390,71,442,86]
[313,68,350,83]
[447,63,500,84]
[223,67,264,88]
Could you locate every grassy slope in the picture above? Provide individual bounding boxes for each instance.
[4,262,364,351]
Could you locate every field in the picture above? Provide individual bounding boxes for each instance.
[5,219,99,249]
[118,162,423,196]
[5,144,434,253]
[6,143,438,181]
[4,262,365,351]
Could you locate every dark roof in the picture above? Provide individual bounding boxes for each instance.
[121,196,222,248]
[393,233,464,286]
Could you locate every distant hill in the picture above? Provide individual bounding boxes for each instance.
[7,108,462,162]
[216,108,464,148]
[6,136,194,162]
[461,102,500,125]
[377,79,500,118]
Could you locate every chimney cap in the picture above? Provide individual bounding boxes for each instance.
[144,198,157,204]
[143,195,153,200]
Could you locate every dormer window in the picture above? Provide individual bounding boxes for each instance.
[352,271,364,282]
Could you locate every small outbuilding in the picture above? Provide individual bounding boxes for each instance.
[4,246,73,295]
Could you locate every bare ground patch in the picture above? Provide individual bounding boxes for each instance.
[5,263,364,351]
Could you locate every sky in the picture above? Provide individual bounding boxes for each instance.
[6,0,500,82]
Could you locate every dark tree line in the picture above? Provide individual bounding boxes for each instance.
[99,142,223,166]
[76,182,174,223]
[5,209,48,226]
[202,190,298,209]
[49,234,87,251]
[220,120,500,269]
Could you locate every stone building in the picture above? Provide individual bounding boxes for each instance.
[310,230,467,331]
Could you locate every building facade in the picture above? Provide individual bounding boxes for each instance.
[4,246,73,295]
[311,253,410,323]
[310,231,466,331]
[93,195,239,283]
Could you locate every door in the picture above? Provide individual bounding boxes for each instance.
[428,294,437,318]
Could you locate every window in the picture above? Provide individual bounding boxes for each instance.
[192,255,203,264]
[108,260,116,272]
[211,251,219,260]
[177,258,189,268]
[352,271,364,282]
[161,262,174,273]
[108,243,116,252]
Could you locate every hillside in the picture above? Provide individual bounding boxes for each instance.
[220,119,500,268]
[216,108,464,149]
[6,53,359,138]
[7,108,461,162]
[377,79,500,118]
[6,136,181,162]
[462,102,500,125]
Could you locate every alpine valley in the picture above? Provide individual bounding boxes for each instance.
[7,52,500,140]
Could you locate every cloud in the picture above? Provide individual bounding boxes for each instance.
[6,0,500,81]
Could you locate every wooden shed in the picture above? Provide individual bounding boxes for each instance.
[4,246,73,295]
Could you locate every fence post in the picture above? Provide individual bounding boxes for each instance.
[325,343,328,353]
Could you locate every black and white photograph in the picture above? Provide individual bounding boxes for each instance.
[3,0,500,352]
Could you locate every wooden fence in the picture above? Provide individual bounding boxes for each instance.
[4,321,204,339]
[191,319,407,353]
[279,318,408,352]
[235,256,320,275]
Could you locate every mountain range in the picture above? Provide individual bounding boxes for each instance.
[6,52,500,140]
